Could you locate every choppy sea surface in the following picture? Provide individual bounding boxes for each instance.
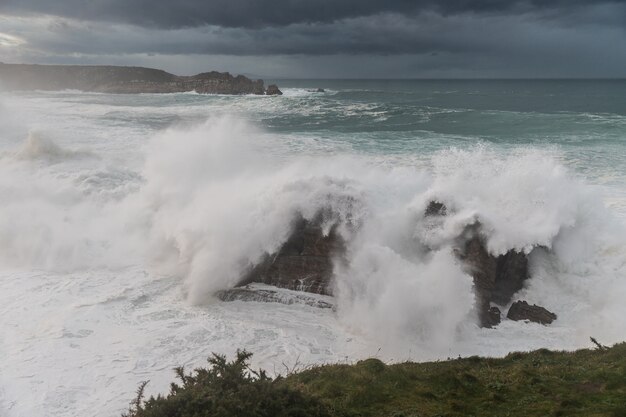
[0,80,625,416]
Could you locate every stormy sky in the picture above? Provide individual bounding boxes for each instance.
[0,0,625,78]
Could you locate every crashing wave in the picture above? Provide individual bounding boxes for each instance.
[0,116,624,349]
[13,131,95,162]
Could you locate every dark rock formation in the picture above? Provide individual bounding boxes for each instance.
[425,201,532,328]
[424,200,447,217]
[235,213,344,296]
[457,226,530,316]
[216,285,334,309]
[507,301,557,325]
[0,63,278,95]
[308,88,325,93]
[266,84,283,95]
[181,71,265,95]
[484,306,502,328]
[459,231,531,328]
[213,196,551,329]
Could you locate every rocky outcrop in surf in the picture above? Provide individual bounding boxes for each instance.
[218,197,555,329]
[424,200,555,328]
[0,63,281,95]
[507,300,557,325]
[455,224,530,328]
[222,199,550,328]
[265,84,283,95]
[235,213,344,296]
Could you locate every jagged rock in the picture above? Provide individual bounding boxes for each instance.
[507,301,557,324]
[459,231,530,328]
[266,84,283,95]
[235,213,344,296]
[481,306,502,328]
[216,284,334,309]
[424,201,531,328]
[424,200,447,217]
[0,63,273,95]
[458,227,529,307]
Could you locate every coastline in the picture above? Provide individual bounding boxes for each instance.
[0,63,283,95]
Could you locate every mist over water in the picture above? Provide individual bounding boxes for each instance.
[1,81,626,416]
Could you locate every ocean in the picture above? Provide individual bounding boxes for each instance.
[0,80,625,416]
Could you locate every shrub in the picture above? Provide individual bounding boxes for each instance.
[123,350,330,417]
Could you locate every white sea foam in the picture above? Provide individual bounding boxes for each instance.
[280,87,336,97]
[0,93,625,417]
[3,115,623,341]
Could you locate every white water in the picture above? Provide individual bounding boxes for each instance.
[0,91,625,417]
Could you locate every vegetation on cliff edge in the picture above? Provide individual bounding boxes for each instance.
[124,341,626,417]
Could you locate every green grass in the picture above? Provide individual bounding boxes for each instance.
[124,342,626,417]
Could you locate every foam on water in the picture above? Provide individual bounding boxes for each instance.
[0,89,625,417]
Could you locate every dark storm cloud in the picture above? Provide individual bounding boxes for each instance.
[0,14,464,56]
[1,0,624,28]
[3,4,623,57]
[1,1,625,78]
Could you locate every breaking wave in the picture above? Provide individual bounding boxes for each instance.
[1,115,625,352]
[13,131,96,162]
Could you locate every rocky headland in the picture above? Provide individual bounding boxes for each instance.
[0,63,282,95]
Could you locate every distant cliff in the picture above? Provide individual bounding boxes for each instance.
[0,63,282,95]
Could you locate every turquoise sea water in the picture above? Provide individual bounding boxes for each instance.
[276,80,626,200]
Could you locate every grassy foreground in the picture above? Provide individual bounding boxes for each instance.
[124,342,626,417]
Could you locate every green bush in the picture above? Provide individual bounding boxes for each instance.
[123,350,330,417]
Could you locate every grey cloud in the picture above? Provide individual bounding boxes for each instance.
[1,0,625,28]
[1,2,625,78]
[2,7,625,79]
[3,8,625,57]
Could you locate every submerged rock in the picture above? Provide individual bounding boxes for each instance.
[235,213,345,296]
[216,284,335,309]
[507,300,557,324]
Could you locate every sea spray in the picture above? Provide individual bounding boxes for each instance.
[137,116,362,302]
[14,131,96,162]
[0,114,625,348]
[0,135,141,269]
[133,117,626,348]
